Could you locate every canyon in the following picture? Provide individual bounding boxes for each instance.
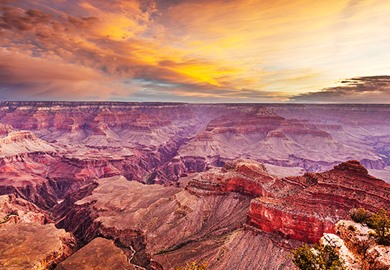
[0,102,389,269]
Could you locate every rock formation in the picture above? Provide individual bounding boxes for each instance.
[0,223,76,269]
[56,175,259,269]
[319,220,390,270]
[0,194,76,269]
[187,159,389,244]
[0,194,49,225]
[0,102,389,269]
[0,102,389,183]
[55,237,135,270]
[248,160,390,243]
[52,159,389,269]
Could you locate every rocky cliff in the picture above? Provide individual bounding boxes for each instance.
[55,175,260,269]
[247,160,390,243]
[187,159,275,197]
[187,159,390,244]
[50,159,389,269]
[0,194,77,269]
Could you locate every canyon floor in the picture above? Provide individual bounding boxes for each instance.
[0,102,389,269]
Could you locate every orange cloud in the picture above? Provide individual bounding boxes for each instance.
[0,49,133,100]
[1,0,390,102]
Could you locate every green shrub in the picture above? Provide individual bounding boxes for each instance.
[317,245,346,270]
[291,244,318,270]
[291,243,345,270]
[350,208,372,224]
[369,209,390,245]
[349,208,390,246]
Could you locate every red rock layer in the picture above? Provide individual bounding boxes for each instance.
[205,108,285,135]
[247,160,390,243]
[188,159,390,244]
[187,159,275,197]
[247,198,336,243]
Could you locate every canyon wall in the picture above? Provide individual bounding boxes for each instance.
[0,102,389,269]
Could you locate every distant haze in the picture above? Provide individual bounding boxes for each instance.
[1,1,390,102]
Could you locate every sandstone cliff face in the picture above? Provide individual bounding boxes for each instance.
[187,159,275,197]
[186,159,389,244]
[248,198,336,243]
[247,160,390,243]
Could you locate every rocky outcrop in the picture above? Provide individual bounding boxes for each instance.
[0,194,49,225]
[319,220,390,270]
[187,159,275,197]
[248,197,336,243]
[0,130,58,157]
[183,159,390,244]
[56,237,135,270]
[0,223,76,269]
[0,194,76,269]
[57,175,253,269]
[247,160,390,243]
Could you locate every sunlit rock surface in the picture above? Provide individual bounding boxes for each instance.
[0,223,76,269]
[56,237,135,270]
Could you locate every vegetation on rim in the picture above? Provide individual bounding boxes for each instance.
[291,243,345,270]
[350,208,390,245]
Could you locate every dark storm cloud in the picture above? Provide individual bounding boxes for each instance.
[291,76,390,103]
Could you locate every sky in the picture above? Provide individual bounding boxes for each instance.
[1,0,390,103]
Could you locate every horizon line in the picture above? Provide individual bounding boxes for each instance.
[0,101,390,106]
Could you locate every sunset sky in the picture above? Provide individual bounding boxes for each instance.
[1,0,390,102]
